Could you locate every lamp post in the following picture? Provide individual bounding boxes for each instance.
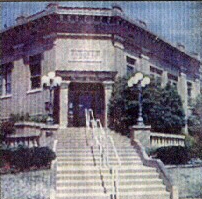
[128,72,150,126]
[42,71,62,125]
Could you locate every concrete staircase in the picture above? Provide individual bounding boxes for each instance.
[55,128,171,199]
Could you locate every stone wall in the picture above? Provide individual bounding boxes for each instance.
[1,44,55,120]
[166,165,202,198]
[55,37,115,72]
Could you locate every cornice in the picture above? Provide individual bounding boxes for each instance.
[1,4,201,67]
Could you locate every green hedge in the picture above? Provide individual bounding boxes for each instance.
[151,146,191,165]
[1,146,56,172]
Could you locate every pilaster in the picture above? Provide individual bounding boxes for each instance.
[59,81,70,128]
[192,78,201,99]
[103,81,114,128]
[177,73,188,134]
[161,71,168,87]
[139,54,150,75]
[113,35,125,76]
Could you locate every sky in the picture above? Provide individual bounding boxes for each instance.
[1,1,201,55]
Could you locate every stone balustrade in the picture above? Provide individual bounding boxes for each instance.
[4,122,58,148]
[150,132,185,148]
[5,133,41,147]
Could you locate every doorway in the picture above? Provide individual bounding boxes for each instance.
[68,83,105,127]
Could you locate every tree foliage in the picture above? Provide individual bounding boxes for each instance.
[188,93,202,159]
[108,76,185,135]
[188,93,202,136]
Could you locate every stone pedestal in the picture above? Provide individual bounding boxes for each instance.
[130,125,151,148]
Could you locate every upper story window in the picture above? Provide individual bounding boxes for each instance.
[168,73,178,87]
[150,66,163,84]
[126,56,136,76]
[29,54,42,90]
[0,62,12,96]
[187,81,192,105]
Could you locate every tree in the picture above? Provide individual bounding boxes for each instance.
[188,93,202,136]
[109,76,185,135]
[188,93,202,159]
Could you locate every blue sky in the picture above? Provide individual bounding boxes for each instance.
[1,1,201,55]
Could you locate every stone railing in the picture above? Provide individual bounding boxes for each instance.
[150,132,185,148]
[4,122,58,148]
[132,139,179,199]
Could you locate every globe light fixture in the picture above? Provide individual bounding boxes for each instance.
[42,71,62,125]
[128,72,150,126]
[48,71,56,79]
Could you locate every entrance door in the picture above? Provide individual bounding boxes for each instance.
[77,93,93,127]
[68,83,104,127]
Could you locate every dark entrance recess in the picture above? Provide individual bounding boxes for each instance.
[68,82,105,127]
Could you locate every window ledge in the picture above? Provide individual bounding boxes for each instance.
[27,88,43,94]
[0,94,12,99]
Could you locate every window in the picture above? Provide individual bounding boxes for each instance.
[187,82,192,97]
[127,65,134,76]
[168,73,178,87]
[0,63,12,95]
[187,82,192,105]
[29,54,41,90]
[150,66,163,84]
[126,56,136,76]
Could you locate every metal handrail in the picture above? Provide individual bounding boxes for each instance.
[96,119,121,167]
[85,109,121,199]
[86,109,103,167]
[96,118,121,199]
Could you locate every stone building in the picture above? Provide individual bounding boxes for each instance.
[0,3,201,129]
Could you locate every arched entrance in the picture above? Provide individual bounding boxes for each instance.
[68,82,105,127]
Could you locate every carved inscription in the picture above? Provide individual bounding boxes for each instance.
[69,49,101,62]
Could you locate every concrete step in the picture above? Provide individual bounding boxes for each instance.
[117,191,170,199]
[57,178,163,187]
[56,166,156,174]
[57,162,95,166]
[57,172,159,181]
[57,184,166,194]
[57,186,104,192]
[107,184,166,192]
[56,165,155,171]
[57,156,141,163]
[56,192,109,199]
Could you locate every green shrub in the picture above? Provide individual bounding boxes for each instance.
[11,145,32,170]
[0,121,15,141]
[9,113,48,124]
[31,147,56,168]
[0,146,56,172]
[29,115,48,123]
[152,146,190,165]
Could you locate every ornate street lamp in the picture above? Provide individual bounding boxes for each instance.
[42,71,62,125]
[128,72,150,126]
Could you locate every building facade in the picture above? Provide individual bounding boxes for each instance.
[0,3,201,129]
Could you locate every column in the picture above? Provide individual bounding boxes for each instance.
[59,81,70,129]
[103,81,114,128]
[192,78,201,99]
[177,72,188,134]
[161,71,168,87]
[113,35,125,76]
[139,54,150,75]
